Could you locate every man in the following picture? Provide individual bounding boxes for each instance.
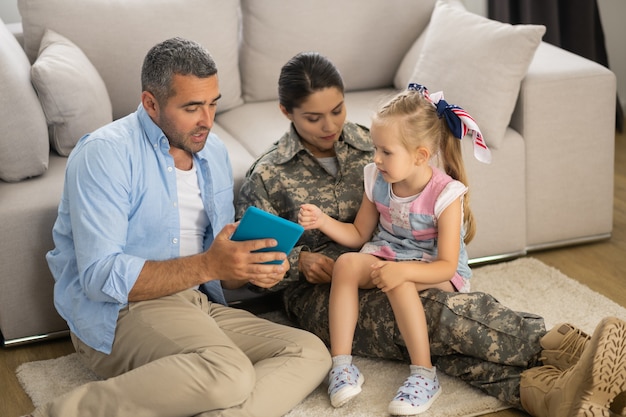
[31,37,331,417]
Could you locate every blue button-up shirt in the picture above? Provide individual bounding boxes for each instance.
[46,104,233,354]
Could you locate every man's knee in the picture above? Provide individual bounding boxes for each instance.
[283,327,331,377]
[196,347,256,408]
[301,330,332,365]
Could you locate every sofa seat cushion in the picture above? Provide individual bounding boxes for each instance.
[408,0,546,150]
[239,0,435,102]
[19,0,243,120]
[31,29,113,156]
[0,16,49,182]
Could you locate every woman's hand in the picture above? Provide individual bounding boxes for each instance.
[298,251,334,284]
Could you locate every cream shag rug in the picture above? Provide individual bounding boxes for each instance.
[16,257,626,417]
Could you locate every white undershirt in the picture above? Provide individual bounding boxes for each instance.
[175,164,209,257]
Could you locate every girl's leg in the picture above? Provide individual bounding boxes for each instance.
[328,252,377,356]
[386,282,442,415]
[327,252,377,408]
[386,281,431,367]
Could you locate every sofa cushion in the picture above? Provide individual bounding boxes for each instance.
[19,0,242,120]
[31,30,113,157]
[239,0,436,102]
[0,17,49,182]
[408,0,545,149]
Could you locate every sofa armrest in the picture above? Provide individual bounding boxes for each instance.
[511,42,616,248]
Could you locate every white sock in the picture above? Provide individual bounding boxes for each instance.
[410,365,436,379]
[332,355,353,368]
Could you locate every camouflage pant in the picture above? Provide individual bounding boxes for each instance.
[283,282,546,408]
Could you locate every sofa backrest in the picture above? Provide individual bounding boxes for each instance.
[18,0,436,119]
[239,0,436,102]
[18,0,243,120]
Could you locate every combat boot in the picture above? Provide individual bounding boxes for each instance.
[540,323,590,370]
[520,317,626,417]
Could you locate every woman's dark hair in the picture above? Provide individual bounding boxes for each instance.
[278,52,344,113]
[141,37,218,105]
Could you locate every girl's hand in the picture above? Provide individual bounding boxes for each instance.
[370,260,404,292]
[298,204,326,230]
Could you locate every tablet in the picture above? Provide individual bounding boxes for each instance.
[231,206,305,264]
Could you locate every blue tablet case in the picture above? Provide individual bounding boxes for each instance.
[231,206,305,264]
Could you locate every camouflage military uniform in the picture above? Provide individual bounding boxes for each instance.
[236,122,546,408]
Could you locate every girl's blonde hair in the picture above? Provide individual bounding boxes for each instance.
[372,90,476,244]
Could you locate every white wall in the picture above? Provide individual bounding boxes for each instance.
[1,0,624,110]
[0,0,19,24]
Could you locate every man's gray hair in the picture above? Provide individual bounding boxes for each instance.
[141,37,218,104]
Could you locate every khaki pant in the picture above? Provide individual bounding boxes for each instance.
[34,289,331,417]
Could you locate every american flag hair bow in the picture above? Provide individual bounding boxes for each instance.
[407,83,491,164]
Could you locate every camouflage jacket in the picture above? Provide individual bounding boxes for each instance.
[235,121,374,287]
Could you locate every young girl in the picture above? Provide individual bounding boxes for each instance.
[298,83,491,415]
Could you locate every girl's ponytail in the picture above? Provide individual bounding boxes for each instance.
[439,129,476,244]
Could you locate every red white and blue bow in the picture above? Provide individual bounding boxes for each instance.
[407,83,491,164]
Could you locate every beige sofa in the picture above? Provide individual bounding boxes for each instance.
[0,0,616,346]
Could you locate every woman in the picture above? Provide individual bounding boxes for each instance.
[235,51,398,354]
[235,51,605,412]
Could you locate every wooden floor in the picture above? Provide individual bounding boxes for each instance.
[2,122,625,417]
